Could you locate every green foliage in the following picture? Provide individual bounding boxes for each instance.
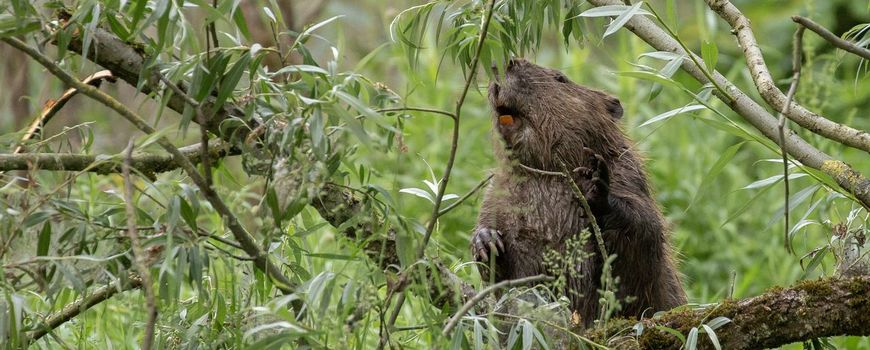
[0,0,868,349]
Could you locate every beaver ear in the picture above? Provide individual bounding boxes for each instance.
[605,97,623,119]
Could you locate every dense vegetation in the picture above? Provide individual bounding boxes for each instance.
[0,0,868,348]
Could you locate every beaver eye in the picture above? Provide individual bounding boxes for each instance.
[554,74,569,83]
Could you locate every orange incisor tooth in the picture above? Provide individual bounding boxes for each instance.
[498,115,514,126]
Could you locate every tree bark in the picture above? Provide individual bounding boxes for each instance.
[590,277,870,349]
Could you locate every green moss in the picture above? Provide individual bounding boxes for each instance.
[585,317,636,341]
[794,277,835,302]
[763,285,785,293]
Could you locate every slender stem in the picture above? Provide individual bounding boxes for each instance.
[377,107,456,119]
[437,174,493,218]
[122,141,157,350]
[792,16,870,60]
[441,274,553,336]
[645,3,732,101]
[778,26,804,254]
[382,0,498,336]
[558,161,608,261]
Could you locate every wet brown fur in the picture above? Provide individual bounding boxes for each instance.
[473,59,686,326]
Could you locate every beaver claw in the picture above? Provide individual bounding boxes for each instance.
[471,227,504,262]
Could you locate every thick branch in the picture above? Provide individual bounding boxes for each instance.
[590,277,870,349]
[586,0,870,208]
[0,141,236,178]
[705,0,870,153]
[28,276,143,343]
[58,15,252,141]
[792,16,870,61]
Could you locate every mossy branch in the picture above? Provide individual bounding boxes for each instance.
[588,277,870,350]
[0,141,236,178]
[27,276,143,343]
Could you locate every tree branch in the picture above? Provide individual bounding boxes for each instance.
[27,276,143,343]
[57,12,253,142]
[14,70,116,154]
[704,0,870,153]
[792,16,870,61]
[589,277,870,349]
[0,141,236,178]
[585,0,870,208]
[122,141,157,350]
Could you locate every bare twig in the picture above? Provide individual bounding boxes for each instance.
[585,0,870,208]
[156,71,213,186]
[377,106,456,120]
[13,70,116,154]
[27,276,143,343]
[438,174,493,218]
[381,0,498,336]
[705,0,870,153]
[792,16,870,60]
[442,274,554,336]
[519,163,565,177]
[122,141,157,350]
[779,26,805,254]
[558,161,608,260]
[1,36,296,294]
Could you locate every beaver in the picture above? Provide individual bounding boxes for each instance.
[471,58,686,326]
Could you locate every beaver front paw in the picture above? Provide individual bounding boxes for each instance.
[574,147,611,214]
[471,227,504,262]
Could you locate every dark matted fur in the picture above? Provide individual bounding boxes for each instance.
[472,58,686,326]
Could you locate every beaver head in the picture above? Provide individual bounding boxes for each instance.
[488,58,625,170]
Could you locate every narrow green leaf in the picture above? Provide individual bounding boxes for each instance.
[273,64,329,76]
[701,40,719,73]
[799,247,828,280]
[603,2,644,38]
[743,173,807,190]
[701,325,722,350]
[37,222,51,256]
[399,187,434,203]
[576,5,651,18]
[686,327,698,350]
[213,53,251,117]
[705,317,732,330]
[687,142,744,210]
[616,71,684,89]
[640,104,706,128]
[522,319,533,350]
